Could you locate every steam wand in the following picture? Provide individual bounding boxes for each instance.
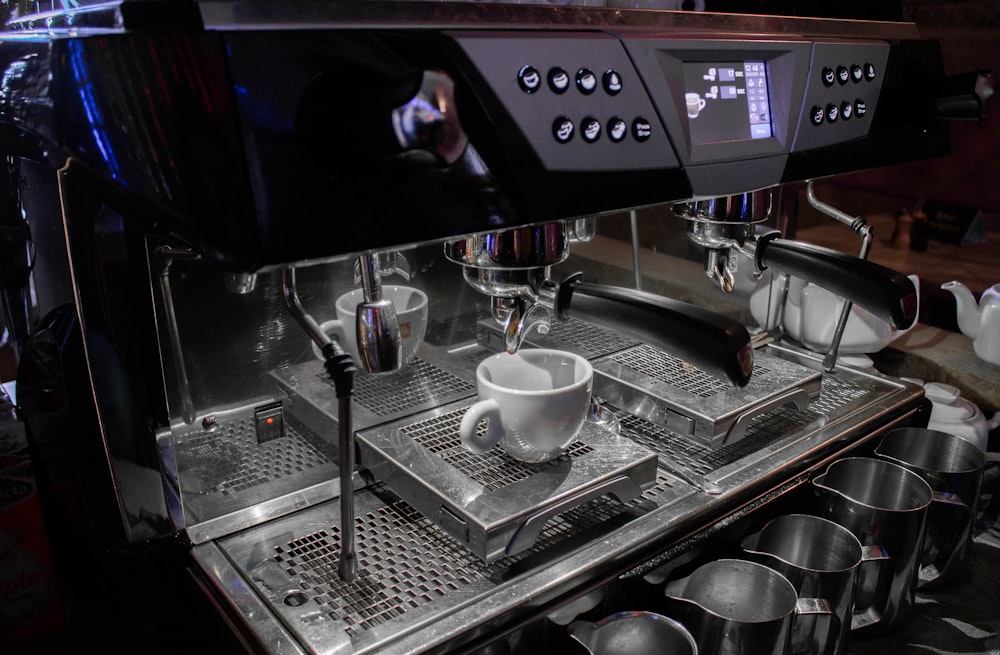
[282,266,359,582]
[804,180,874,372]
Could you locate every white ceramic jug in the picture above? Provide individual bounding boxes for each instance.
[750,272,920,354]
[941,281,1000,367]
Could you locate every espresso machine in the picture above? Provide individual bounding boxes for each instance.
[0,1,992,652]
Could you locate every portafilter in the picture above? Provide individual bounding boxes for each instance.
[444,221,755,388]
[674,187,918,332]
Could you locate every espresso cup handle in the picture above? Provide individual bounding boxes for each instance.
[793,597,839,655]
[851,544,893,631]
[459,399,504,454]
[919,490,972,586]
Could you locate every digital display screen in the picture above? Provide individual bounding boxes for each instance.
[682,61,773,145]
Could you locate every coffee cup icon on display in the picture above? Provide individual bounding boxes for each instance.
[686,93,706,118]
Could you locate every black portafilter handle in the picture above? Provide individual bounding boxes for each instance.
[755,236,918,330]
[554,274,754,388]
[929,70,993,121]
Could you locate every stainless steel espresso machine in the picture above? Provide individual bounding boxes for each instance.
[0,1,992,653]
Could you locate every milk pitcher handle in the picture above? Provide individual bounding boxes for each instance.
[851,545,892,631]
[793,597,839,655]
[919,490,971,586]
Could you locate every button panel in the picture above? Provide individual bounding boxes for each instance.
[793,41,889,153]
[454,32,679,172]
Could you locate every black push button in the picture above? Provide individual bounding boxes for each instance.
[632,117,652,141]
[553,116,575,143]
[576,68,598,95]
[841,101,853,120]
[822,67,836,87]
[851,64,864,83]
[582,117,601,142]
[608,117,628,142]
[810,105,825,126]
[826,103,839,123]
[836,66,850,85]
[602,69,623,95]
[855,99,867,117]
[548,67,570,94]
[864,62,876,81]
[518,65,541,93]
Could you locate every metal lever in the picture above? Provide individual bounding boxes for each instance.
[805,180,875,371]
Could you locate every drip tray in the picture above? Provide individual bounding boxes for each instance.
[356,403,658,563]
[481,317,823,450]
[591,344,822,449]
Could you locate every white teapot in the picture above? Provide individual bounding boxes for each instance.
[922,381,997,451]
[941,281,1000,367]
[749,271,920,354]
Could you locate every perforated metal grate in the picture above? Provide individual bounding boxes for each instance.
[618,372,875,475]
[274,496,488,639]
[402,408,594,490]
[611,344,772,398]
[271,487,639,638]
[544,317,641,355]
[174,416,332,495]
[320,358,475,417]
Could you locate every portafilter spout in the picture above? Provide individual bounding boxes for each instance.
[674,188,774,293]
[445,221,755,387]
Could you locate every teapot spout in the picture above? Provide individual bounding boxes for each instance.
[942,280,982,339]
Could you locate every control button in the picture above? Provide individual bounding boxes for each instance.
[576,68,598,95]
[581,117,601,143]
[548,67,570,94]
[608,117,628,142]
[836,65,850,85]
[632,117,652,142]
[822,67,836,87]
[855,98,867,117]
[826,103,839,123]
[518,65,541,93]
[864,62,876,81]
[810,105,825,126]
[602,69,623,95]
[553,116,575,143]
[851,64,864,83]
[840,100,853,120]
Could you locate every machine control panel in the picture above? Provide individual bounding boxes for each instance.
[792,41,890,152]
[454,32,893,190]
[452,31,681,172]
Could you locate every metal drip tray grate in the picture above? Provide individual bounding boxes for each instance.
[270,352,477,438]
[612,346,772,398]
[348,358,475,418]
[221,481,671,654]
[616,373,876,485]
[171,409,338,525]
[402,410,594,491]
[479,316,641,359]
[592,344,823,449]
[357,401,658,563]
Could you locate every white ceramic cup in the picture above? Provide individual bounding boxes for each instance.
[685,93,706,118]
[459,349,594,464]
[311,285,428,365]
